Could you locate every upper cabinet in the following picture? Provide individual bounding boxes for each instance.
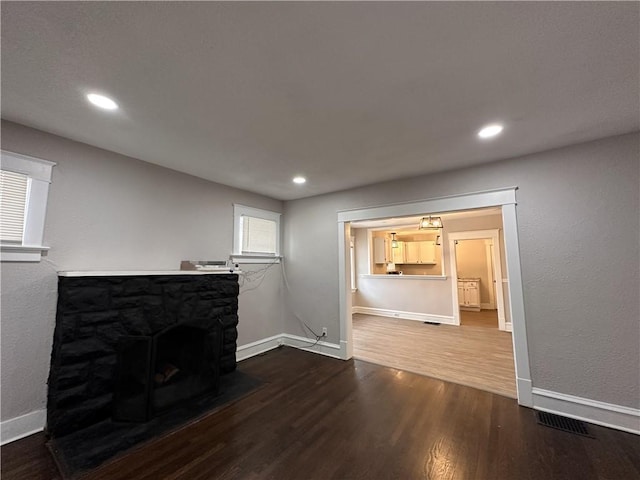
[403,240,436,264]
[392,241,405,264]
[370,230,442,275]
[373,237,390,264]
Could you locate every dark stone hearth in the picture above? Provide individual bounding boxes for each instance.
[47,274,239,439]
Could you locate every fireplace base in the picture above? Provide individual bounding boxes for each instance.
[47,369,262,478]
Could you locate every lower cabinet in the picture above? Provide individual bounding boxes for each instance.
[458,279,480,311]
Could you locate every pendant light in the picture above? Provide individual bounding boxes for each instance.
[418,215,443,230]
[391,232,398,248]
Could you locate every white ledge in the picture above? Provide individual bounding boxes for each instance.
[359,274,448,280]
[58,270,242,277]
[1,244,50,262]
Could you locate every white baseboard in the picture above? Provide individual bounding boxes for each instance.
[237,334,341,361]
[281,334,342,359]
[505,322,513,332]
[236,334,283,361]
[532,387,640,435]
[353,306,455,325]
[1,409,46,446]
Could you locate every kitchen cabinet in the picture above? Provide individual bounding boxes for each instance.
[458,278,480,311]
[403,241,436,264]
[373,237,390,264]
[391,241,405,264]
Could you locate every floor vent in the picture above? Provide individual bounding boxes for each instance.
[536,411,593,437]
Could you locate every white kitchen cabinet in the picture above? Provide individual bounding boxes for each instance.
[458,278,480,311]
[373,237,390,264]
[403,241,436,264]
[391,241,405,264]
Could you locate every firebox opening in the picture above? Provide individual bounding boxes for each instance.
[113,323,221,423]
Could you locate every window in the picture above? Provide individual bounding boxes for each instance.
[232,204,281,263]
[1,150,56,262]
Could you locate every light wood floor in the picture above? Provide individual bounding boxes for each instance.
[460,309,499,328]
[353,313,517,398]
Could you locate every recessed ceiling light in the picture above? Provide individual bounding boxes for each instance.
[292,176,306,184]
[478,124,504,139]
[86,93,118,110]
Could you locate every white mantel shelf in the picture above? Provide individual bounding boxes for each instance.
[58,270,242,277]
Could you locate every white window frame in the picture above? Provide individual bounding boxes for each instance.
[231,204,281,264]
[1,150,55,262]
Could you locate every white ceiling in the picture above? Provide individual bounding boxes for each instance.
[1,2,638,200]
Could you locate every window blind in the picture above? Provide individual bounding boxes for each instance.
[0,170,28,243]
[241,216,277,254]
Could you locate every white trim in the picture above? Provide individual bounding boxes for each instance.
[358,274,448,281]
[353,306,455,325]
[501,203,532,407]
[58,270,242,277]
[236,333,342,361]
[1,151,55,262]
[532,388,640,435]
[1,150,55,182]
[338,221,353,360]
[230,255,281,264]
[236,334,283,361]
[281,334,342,359]
[337,187,533,407]
[484,240,496,309]
[0,244,50,262]
[337,188,517,223]
[505,322,513,332]
[0,409,46,445]
[449,229,506,331]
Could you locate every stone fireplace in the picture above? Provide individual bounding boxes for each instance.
[47,271,239,438]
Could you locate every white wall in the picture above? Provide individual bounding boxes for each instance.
[0,121,284,425]
[283,132,640,409]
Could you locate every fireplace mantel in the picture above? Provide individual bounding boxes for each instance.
[58,269,242,277]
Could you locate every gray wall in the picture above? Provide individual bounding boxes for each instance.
[283,132,640,409]
[0,121,283,422]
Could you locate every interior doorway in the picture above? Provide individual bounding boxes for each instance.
[449,229,508,331]
[337,188,533,407]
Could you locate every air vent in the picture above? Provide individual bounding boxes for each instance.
[536,411,593,437]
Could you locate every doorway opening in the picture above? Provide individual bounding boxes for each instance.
[449,229,509,332]
[337,188,533,406]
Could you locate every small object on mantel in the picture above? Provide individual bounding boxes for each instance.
[180,260,231,272]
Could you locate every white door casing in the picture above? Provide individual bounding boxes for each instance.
[336,187,533,407]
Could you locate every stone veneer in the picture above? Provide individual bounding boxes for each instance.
[47,273,239,438]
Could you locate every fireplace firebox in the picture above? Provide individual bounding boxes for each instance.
[113,322,222,422]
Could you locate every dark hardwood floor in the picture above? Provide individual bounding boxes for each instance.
[2,346,639,479]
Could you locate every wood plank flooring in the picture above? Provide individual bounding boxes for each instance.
[2,347,640,480]
[353,313,517,398]
[460,309,499,328]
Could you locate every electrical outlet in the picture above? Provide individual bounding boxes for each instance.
[321,327,328,337]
